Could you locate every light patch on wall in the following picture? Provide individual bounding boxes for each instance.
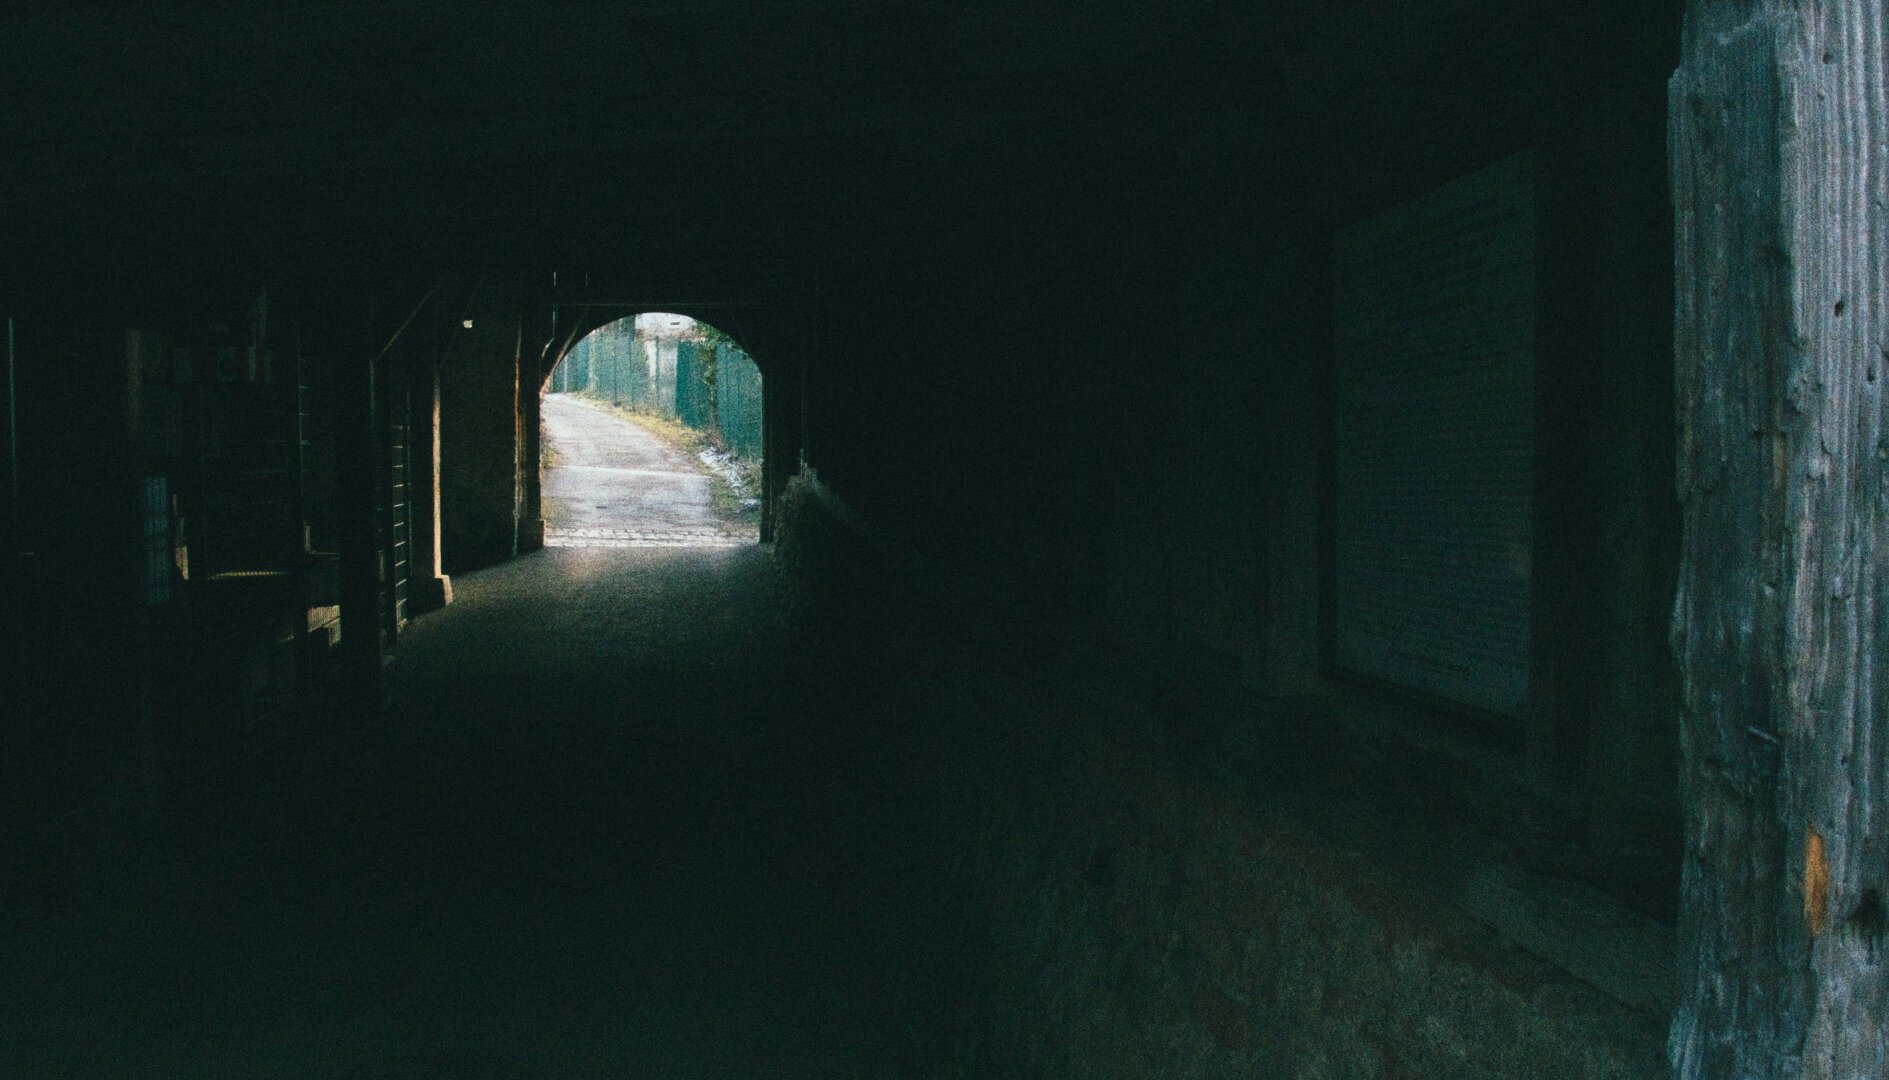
[1805,825,1829,937]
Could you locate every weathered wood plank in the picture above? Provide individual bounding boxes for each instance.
[1670,2,1888,1076]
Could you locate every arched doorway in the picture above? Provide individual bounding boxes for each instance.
[540,313,763,548]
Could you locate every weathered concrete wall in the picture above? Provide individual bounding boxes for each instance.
[775,0,1686,922]
[785,67,1680,927]
[1297,8,1681,915]
[440,279,524,575]
[759,14,1687,1038]
[13,324,148,824]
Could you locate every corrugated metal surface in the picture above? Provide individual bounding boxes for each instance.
[1331,154,1536,718]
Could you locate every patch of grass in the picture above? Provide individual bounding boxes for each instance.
[704,457,762,526]
[708,478,750,523]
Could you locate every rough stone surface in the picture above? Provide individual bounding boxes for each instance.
[440,282,524,574]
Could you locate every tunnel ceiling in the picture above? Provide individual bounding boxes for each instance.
[3,1,1631,311]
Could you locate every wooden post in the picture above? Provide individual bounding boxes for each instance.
[1,316,24,822]
[336,332,383,716]
[1669,3,1887,1075]
[4,317,16,554]
[409,332,452,613]
[519,340,545,554]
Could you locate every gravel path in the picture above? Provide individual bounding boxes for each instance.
[541,393,754,547]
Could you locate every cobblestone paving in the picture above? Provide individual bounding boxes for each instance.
[544,525,751,548]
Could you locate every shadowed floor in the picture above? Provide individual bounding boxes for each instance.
[3,546,933,1078]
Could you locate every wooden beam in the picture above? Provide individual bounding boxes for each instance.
[1670,2,1888,1075]
[336,313,384,715]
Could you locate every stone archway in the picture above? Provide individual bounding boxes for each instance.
[536,312,766,549]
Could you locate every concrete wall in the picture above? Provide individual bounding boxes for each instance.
[742,4,1686,1067]
[440,280,525,575]
[772,0,1682,921]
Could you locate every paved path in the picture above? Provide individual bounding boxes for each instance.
[4,547,934,1077]
[541,393,753,547]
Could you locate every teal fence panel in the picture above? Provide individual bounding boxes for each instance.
[603,324,623,402]
[554,328,760,464]
[656,339,678,418]
[594,329,610,400]
[676,341,712,428]
[616,325,645,411]
[568,338,590,393]
[715,344,763,459]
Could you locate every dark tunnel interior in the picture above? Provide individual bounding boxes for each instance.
[4,1,1886,1075]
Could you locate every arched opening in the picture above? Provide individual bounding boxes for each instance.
[540,313,763,548]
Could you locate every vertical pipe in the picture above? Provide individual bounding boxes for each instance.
[337,328,383,717]
[289,348,308,552]
[429,340,444,580]
[3,315,28,825]
[408,322,450,614]
[500,303,522,560]
[123,332,157,813]
[509,309,533,554]
[377,344,398,644]
[520,344,543,554]
[760,355,776,543]
[5,317,17,551]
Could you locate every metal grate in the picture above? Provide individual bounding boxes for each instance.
[1331,153,1536,718]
